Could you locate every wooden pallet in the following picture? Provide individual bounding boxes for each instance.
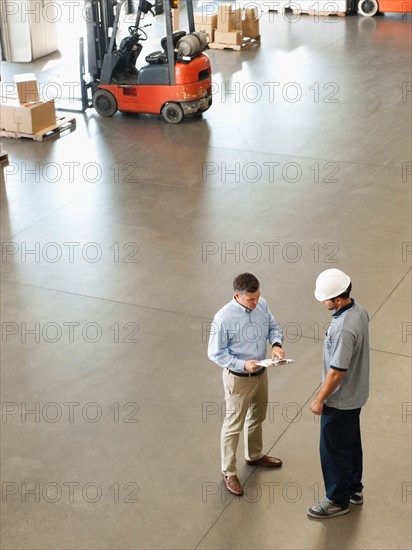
[209,35,261,51]
[0,116,76,142]
[291,8,346,15]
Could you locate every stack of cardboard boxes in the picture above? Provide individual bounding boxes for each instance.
[0,74,56,136]
[195,4,260,47]
[215,4,243,46]
[242,7,260,39]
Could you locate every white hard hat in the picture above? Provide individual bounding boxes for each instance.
[314,269,351,301]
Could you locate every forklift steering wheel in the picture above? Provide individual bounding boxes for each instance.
[128,26,148,41]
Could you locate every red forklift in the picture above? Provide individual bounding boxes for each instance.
[82,0,212,123]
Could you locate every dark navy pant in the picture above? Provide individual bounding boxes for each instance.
[320,404,363,508]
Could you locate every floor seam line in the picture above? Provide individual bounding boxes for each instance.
[0,279,212,321]
[370,267,411,321]
[194,384,321,550]
[204,143,404,171]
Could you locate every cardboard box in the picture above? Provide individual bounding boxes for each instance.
[0,100,56,134]
[242,19,260,38]
[217,4,242,31]
[214,30,243,45]
[194,14,217,42]
[194,13,218,27]
[244,7,259,21]
[14,73,40,103]
[242,6,260,38]
[231,8,243,31]
[217,3,232,31]
[196,24,215,42]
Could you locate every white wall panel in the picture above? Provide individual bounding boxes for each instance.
[30,0,58,60]
[0,0,58,62]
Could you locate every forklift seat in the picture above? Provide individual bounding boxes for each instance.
[145,51,167,64]
[145,31,186,65]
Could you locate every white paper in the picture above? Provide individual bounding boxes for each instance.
[255,358,295,367]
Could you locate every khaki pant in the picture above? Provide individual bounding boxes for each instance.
[221,368,268,476]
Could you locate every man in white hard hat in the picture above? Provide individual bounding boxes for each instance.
[307,269,370,519]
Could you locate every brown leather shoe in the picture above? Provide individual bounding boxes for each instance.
[222,474,244,496]
[245,455,283,468]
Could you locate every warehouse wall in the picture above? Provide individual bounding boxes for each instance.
[0,0,58,62]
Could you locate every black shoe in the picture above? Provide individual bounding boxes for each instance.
[350,492,363,505]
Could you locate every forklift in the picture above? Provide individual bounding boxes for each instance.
[82,0,212,123]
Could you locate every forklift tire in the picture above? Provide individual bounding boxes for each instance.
[93,89,118,117]
[162,102,184,124]
[358,0,379,15]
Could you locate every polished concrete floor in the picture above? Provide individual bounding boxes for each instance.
[1,6,411,550]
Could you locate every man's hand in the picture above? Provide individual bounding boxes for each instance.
[309,369,345,416]
[244,360,259,372]
[271,347,285,361]
[310,400,323,415]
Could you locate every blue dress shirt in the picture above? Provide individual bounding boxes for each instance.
[208,296,283,373]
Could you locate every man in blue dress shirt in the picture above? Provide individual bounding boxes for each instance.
[208,273,285,496]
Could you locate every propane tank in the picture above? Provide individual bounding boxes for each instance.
[177,31,209,56]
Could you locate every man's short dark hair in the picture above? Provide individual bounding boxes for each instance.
[335,283,352,300]
[233,273,260,294]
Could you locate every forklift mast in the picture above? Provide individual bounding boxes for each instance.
[85,0,117,81]
[99,0,155,85]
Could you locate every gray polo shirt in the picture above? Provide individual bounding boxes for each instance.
[323,300,370,410]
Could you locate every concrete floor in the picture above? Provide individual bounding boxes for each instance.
[1,6,411,550]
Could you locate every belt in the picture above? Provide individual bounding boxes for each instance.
[228,368,264,378]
